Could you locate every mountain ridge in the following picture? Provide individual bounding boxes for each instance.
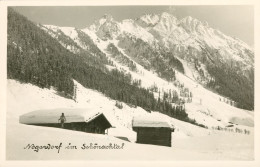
[85,12,254,110]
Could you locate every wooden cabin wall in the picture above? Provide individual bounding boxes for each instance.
[30,121,107,134]
[136,127,172,147]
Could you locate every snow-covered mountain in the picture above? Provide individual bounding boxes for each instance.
[82,12,253,85]
[86,12,253,66]
[41,11,254,110]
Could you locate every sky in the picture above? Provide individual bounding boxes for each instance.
[13,6,254,47]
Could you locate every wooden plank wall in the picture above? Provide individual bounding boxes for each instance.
[136,127,172,147]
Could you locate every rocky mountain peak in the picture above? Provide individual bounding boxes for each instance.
[89,14,120,40]
[89,14,116,31]
[180,16,209,33]
[159,12,178,25]
[136,13,160,28]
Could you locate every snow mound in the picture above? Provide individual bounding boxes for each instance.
[132,114,174,129]
[19,108,109,125]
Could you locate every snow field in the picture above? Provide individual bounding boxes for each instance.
[6,80,254,160]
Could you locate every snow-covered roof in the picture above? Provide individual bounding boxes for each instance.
[19,108,110,125]
[132,114,174,129]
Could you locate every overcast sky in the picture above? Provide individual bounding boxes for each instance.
[13,6,254,47]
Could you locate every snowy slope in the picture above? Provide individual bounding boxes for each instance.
[40,25,81,53]
[81,27,179,91]
[7,79,254,160]
[41,25,86,51]
[175,71,254,127]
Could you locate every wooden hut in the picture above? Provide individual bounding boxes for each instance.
[132,114,175,147]
[19,108,113,134]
